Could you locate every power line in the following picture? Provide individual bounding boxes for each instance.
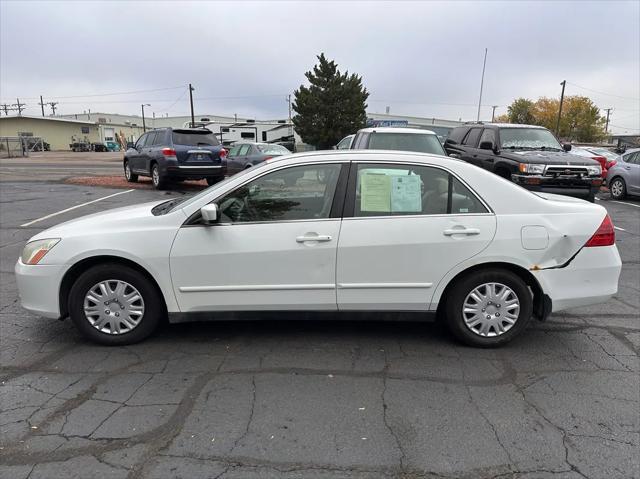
[566,82,640,101]
[1,86,185,102]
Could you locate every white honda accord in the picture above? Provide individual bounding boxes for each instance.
[15,151,621,347]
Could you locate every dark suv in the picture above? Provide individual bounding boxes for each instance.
[444,123,602,202]
[123,128,227,190]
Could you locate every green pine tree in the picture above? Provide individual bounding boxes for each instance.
[292,54,369,150]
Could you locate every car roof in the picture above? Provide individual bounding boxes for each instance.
[357,127,437,135]
[265,149,461,167]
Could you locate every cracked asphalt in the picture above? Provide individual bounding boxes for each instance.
[0,177,638,479]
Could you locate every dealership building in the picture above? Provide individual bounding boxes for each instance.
[0,112,461,151]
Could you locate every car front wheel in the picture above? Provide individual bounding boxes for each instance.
[124,160,138,182]
[445,269,533,347]
[609,177,626,200]
[68,263,163,345]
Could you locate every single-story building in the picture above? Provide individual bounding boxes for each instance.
[0,115,146,151]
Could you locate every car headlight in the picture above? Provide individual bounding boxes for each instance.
[21,238,60,265]
[518,163,546,174]
[586,165,602,176]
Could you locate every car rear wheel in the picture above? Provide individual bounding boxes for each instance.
[151,163,167,190]
[206,176,224,186]
[68,263,163,345]
[445,269,533,347]
[124,160,138,182]
[609,177,626,200]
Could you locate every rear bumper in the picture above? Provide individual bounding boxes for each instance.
[533,245,621,312]
[15,260,64,319]
[163,165,226,179]
[512,174,601,198]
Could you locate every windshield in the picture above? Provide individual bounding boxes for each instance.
[168,162,269,213]
[172,130,220,146]
[368,133,446,155]
[257,144,291,155]
[499,128,562,150]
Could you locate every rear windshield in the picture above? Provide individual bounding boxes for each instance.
[368,133,446,155]
[172,130,220,146]
[257,144,291,155]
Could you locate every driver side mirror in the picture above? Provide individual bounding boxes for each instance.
[479,141,495,151]
[563,143,572,152]
[201,203,219,225]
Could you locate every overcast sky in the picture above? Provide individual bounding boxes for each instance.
[1,0,638,133]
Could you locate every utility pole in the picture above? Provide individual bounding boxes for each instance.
[491,105,498,122]
[189,84,195,127]
[39,96,45,117]
[555,80,566,137]
[476,48,488,121]
[604,108,612,134]
[48,102,58,115]
[141,104,150,132]
[13,98,26,115]
[286,94,292,121]
[0,104,12,116]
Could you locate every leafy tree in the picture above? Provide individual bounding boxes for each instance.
[533,96,606,142]
[292,54,369,149]
[506,98,536,124]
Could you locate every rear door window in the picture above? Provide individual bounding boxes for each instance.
[351,163,488,217]
[153,130,166,145]
[172,130,220,146]
[238,144,251,156]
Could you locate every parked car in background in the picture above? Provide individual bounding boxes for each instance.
[335,134,354,150]
[123,128,227,190]
[15,151,621,348]
[606,148,640,199]
[570,146,618,180]
[350,127,447,155]
[91,142,108,152]
[444,123,602,202]
[70,141,91,152]
[105,141,121,152]
[226,142,291,176]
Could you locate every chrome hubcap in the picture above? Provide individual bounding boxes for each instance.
[611,181,623,196]
[462,282,520,337]
[125,163,131,179]
[152,167,159,185]
[83,280,144,335]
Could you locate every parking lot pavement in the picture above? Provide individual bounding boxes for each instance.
[0,181,638,479]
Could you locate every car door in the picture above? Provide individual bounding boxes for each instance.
[459,127,483,166]
[170,162,348,312]
[625,152,640,194]
[129,133,149,173]
[336,161,496,311]
[476,128,498,171]
[139,131,157,174]
[232,144,252,172]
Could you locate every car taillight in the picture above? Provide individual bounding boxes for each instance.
[263,156,273,162]
[162,148,176,156]
[584,215,615,247]
[591,156,607,167]
[219,148,228,159]
[606,160,617,169]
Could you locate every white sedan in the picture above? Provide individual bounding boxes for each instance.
[15,151,621,347]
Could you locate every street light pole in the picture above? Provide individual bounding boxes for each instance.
[476,48,488,122]
[491,105,498,122]
[189,84,195,128]
[555,80,566,137]
[141,104,150,132]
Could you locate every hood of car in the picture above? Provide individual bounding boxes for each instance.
[29,200,169,242]
[500,150,600,166]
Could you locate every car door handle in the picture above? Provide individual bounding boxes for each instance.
[625,166,631,170]
[296,234,332,243]
[443,228,481,236]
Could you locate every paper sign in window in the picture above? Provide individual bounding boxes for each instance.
[391,175,421,212]
[361,173,391,212]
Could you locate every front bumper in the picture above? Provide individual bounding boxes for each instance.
[512,174,601,198]
[533,245,621,312]
[15,260,65,319]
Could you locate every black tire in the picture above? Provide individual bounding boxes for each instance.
[206,176,224,186]
[445,268,533,348]
[151,163,168,190]
[124,160,138,182]
[68,263,164,345]
[609,177,626,200]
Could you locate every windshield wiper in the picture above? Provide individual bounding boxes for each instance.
[538,146,563,152]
